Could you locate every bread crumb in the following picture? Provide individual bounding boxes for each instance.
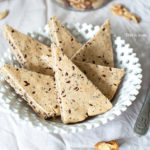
[0,10,9,20]
[94,140,119,150]
[110,4,140,23]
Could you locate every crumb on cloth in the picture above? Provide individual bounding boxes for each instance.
[0,10,9,20]
[110,4,140,23]
[94,140,119,150]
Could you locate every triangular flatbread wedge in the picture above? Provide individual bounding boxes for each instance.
[49,16,82,58]
[72,20,114,67]
[74,62,124,100]
[3,25,54,75]
[0,64,60,119]
[50,44,112,124]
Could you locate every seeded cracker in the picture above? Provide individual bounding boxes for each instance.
[72,19,114,67]
[50,44,112,124]
[75,62,124,100]
[43,53,124,100]
[0,64,60,119]
[3,25,54,75]
[49,16,82,58]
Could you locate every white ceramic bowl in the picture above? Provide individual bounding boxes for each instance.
[0,23,142,133]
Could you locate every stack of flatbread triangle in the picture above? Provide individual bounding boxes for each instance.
[1,16,124,124]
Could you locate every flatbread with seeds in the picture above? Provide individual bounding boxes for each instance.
[49,44,112,124]
[42,53,124,100]
[3,25,54,75]
[49,16,82,58]
[0,64,60,119]
[74,61,124,100]
[72,19,114,67]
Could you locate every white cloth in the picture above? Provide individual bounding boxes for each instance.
[0,0,150,149]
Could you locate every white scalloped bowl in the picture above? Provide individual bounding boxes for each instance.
[0,23,142,133]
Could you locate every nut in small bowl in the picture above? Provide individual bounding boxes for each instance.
[54,0,104,11]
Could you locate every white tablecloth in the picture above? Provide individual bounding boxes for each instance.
[0,0,150,149]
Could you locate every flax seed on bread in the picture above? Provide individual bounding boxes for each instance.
[0,64,60,119]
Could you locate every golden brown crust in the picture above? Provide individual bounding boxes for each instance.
[95,140,119,150]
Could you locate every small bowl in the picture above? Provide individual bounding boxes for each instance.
[0,23,142,133]
[54,0,105,11]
